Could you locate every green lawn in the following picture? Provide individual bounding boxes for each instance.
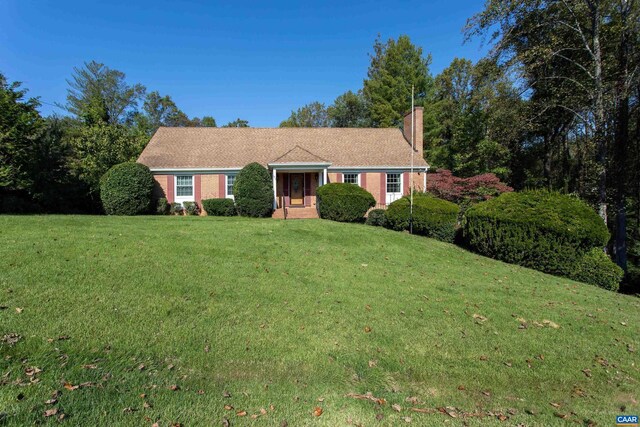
[0,216,638,426]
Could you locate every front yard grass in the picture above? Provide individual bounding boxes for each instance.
[0,216,638,426]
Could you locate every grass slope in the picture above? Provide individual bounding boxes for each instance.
[0,216,638,426]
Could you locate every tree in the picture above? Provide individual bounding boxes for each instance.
[224,118,249,127]
[63,61,145,125]
[328,90,370,127]
[66,124,147,200]
[0,73,43,195]
[425,58,524,179]
[141,91,191,130]
[199,116,217,127]
[362,35,433,127]
[280,102,329,127]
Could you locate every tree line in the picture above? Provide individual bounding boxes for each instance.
[0,61,250,212]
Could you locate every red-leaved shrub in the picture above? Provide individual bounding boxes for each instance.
[427,169,513,204]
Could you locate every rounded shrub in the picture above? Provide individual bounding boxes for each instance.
[463,191,610,277]
[100,162,154,215]
[366,209,387,227]
[384,193,460,242]
[570,248,623,291]
[316,183,375,222]
[233,163,274,218]
[202,198,236,216]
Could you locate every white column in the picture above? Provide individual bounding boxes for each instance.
[323,168,328,186]
[423,168,427,191]
[272,168,277,209]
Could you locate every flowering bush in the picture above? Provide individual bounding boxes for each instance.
[427,169,513,204]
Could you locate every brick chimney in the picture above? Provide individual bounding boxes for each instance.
[403,106,423,155]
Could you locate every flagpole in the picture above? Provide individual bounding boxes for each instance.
[410,85,414,235]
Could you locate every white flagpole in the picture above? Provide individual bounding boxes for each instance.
[410,85,414,235]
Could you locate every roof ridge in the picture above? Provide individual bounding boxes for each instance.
[271,144,331,163]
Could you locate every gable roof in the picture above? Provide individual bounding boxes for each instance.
[137,127,429,170]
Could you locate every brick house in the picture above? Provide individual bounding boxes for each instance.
[137,107,429,218]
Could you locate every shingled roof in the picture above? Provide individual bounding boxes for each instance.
[137,127,429,170]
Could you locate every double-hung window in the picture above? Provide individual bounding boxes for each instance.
[175,175,194,204]
[386,173,402,204]
[226,174,236,199]
[343,173,359,186]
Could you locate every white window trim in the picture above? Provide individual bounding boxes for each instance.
[225,174,236,200]
[174,175,195,205]
[385,172,403,205]
[342,172,361,186]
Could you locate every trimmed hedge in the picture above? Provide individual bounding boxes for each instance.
[570,248,623,291]
[100,162,154,215]
[366,209,387,227]
[233,163,274,218]
[202,198,236,216]
[463,191,610,277]
[316,183,375,222]
[384,193,460,242]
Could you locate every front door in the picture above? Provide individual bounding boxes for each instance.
[290,173,304,205]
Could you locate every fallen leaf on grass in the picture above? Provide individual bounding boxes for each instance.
[473,313,487,323]
[236,410,247,417]
[346,392,386,405]
[43,408,58,417]
[405,396,419,405]
[582,368,592,378]
[549,402,561,408]
[438,406,458,418]
[403,416,412,423]
[63,382,78,391]
[15,307,23,314]
[45,399,57,405]
[368,360,377,368]
[392,404,402,412]
[224,405,234,411]
[169,385,180,391]
[82,364,98,369]
[25,367,42,376]
[543,320,560,329]
[123,407,136,413]
[364,326,372,333]
[313,407,323,417]
[482,390,491,397]
[1,333,21,345]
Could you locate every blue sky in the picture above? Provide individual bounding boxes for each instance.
[1,0,489,127]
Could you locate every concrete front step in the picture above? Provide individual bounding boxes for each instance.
[273,207,319,219]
